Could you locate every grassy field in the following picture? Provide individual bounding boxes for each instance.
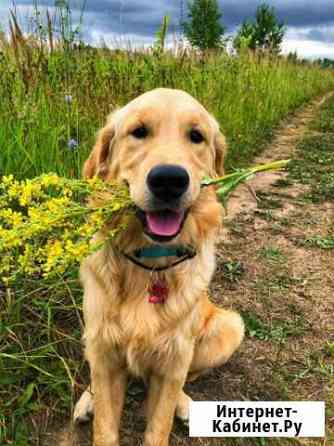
[1,31,334,178]
[0,21,334,445]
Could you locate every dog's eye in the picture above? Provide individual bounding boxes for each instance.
[132,126,148,139]
[189,129,204,144]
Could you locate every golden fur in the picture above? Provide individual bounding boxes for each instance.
[74,88,244,446]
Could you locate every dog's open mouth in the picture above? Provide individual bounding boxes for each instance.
[136,208,188,242]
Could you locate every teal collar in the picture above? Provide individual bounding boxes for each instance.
[122,244,197,271]
[133,245,195,259]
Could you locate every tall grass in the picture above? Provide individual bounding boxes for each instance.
[0,6,334,445]
[0,18,334,179]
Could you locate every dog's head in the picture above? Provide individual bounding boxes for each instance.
[83,88,226,243]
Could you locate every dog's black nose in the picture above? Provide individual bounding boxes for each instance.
[147,164,190,202]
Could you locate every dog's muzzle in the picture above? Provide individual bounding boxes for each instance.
[136,164,190,242]
[147,164,190,203]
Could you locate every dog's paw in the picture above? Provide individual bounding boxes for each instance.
[73,389,94,424]
[176,391,192,423]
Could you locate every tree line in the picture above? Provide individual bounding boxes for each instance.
[182,0,285,54]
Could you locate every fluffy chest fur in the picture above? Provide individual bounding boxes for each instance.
[81,239,216,377]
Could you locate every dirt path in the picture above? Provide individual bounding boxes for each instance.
[51,93,334,446]
[223,92,333,221]
[205,91,334,446]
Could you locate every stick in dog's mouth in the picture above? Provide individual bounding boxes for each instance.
[136,208,189,243]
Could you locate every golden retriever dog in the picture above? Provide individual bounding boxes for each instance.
[74,88,244,446]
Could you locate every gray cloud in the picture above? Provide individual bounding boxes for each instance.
[2,0,334,54]
[10,0,334,34]
[9,0,181,37]
[306,28,334,43]
[221,1,334,29]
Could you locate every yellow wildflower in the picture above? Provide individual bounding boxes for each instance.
[0,173,133,282]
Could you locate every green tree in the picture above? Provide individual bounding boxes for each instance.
[183,0,226,50]
[234,3,285,54]
[318,58,334,69]
[233,21,256,53]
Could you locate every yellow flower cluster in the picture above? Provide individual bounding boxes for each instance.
[0,174,133,284]
[0,161,289,285]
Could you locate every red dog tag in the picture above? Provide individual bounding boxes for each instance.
[148,279,169,304]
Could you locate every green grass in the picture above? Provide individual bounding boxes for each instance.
[305,234,334,249]
[242,311,307,343]
[0,276,84,445]
[258,246,287,263]
[1,16,334,445]
[1,36,334,178]
[310,93,334,133]
[288,94,334,193]
[219,260,245,284]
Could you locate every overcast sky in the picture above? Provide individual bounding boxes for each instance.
[1,1,334,59]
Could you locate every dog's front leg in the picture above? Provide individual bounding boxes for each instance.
[144,352,192,446]
[90,357,127,446]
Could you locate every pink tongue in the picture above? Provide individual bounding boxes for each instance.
[146,211,183,236]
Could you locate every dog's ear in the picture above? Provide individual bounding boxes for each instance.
[214,131,227,177]
[83,119,115,179]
